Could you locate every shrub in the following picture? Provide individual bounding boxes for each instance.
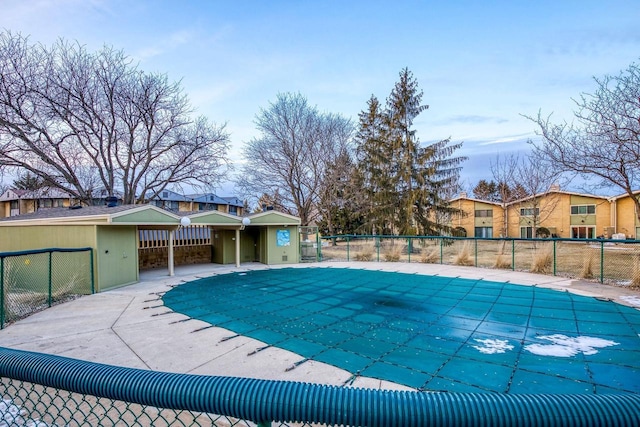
[530,243,553,274]
[384,246,401,262]
[494,254,511,269]
[453,241,474,266]
[354,242,375,262]
[355,251,373,261]
[581,249,594,279]
[420,248,439,263]
[536,227,551,238]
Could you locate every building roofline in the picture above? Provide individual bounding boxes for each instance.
[504,189,611,206]
[448,196,504,206]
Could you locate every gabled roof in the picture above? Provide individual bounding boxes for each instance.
[0,203,300,229]
[147,190,242,206]
[609,190,640,201]
[147,189,190,202]
[185,209,243,225]
[189,193,228,204]
[506,189,610,206]
[0,204,180,226]
[220,196,243,207]
[0,188,73,201]
[448,195,504,207]
[246,210,301,226]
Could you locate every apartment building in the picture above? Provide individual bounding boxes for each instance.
[450,187,634,239]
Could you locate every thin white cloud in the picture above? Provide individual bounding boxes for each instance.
[476,133,535,146]
[132,29,197,62]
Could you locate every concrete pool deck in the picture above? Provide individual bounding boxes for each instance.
[1,262,639,392]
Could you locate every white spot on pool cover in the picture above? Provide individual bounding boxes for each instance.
[472,338,514,354]
[525,334,619,357]
[620,295,640,307]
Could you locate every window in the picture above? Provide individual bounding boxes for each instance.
[520,208,539,216]
[520,227,533,239]
[169,201,179,211]
[9,200,19,216]
[162,191,169,198]
[229,205,238,215]
[197,203,217,211]
[570,205,595,215]
[475,227,493,238]
[38,199,53,208]
[474,209,493,218]
[571,226,595,239]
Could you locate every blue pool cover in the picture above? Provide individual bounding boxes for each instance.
[162,267,640,394]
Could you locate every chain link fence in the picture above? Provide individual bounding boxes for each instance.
[1,378,261,427]
[319,235,640,286]
[0,248,94,329]
[2,347,639,426]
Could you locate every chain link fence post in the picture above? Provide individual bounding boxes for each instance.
[90,248,95,293]
[346,236,350,262]
[48,251,53,307]
[600,240,604,283]
[553,239,557,276]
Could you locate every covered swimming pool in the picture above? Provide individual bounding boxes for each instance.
[162,267,640,394]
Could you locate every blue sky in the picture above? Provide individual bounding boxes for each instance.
[2,0,639,195]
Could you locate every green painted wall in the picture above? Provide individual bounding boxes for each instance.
[474,201,495,209]
[249,212,299,226]
[112,209,178,224]
[209,225,300,265]
[266,226,299,264]
[570,216,597,225]
[569,195,598,226]
[0,225,99,293]
[190,213,241,225]
[240,228,259,262]
[212,229,237,264]
[570,195,600,205]
[0,225,97,252]
[96,226,138,291]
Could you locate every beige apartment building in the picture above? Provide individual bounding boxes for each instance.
[450,187,636,240]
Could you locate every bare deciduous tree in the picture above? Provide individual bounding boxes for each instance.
[489,153,520,237]
[512,155,561,238]
[0,32,230,204]
[238,92,353,225]
[528,60,640,220]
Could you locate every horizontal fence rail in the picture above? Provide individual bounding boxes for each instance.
[0,247,94,329]
[1,347,640,427]
[319,235,640,286]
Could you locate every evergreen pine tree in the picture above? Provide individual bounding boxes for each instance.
[354,95,394,234]
[355,68,466,236]
[385,68,430,234]
[317,149,365,237]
